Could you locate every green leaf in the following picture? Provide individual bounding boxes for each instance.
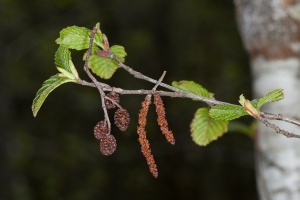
[238,94,246,106]
[190,108,228,146]
[110,45,127,63]
[209,104,248,121]
[55,46,79,79]
[95,22,100,30]
[55,26,103,50]
[32,75,76,117]
[88,54,119,79]
[257,89,284,109]
[172,81,211,98]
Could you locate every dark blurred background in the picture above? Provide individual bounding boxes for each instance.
[1,0,256,199]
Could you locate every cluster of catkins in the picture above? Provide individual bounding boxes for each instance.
[93,92,130,155]
[93,91,175,178]
[137,93,175,178]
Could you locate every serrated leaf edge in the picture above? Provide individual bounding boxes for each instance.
[190,108,228,146]
[32,75,76,117]
[257,89,284,109]
[209,104,248,121]
[172,80,211,98]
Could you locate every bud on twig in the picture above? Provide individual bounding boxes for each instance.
[244,99,260,118]
[102,34,110,51]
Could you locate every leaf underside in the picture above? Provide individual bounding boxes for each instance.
[110,45,127,63]
[191,108,228,146]
[172,80,211,98]
[88,55,119,79]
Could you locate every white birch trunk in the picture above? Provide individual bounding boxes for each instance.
[234,1,300,199]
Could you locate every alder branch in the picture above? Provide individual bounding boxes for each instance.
[78,80,226,101]
[78,26,300,139]
[78,78,300,139]
[257,116,300,139]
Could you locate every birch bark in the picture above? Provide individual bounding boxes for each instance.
[234,1,300,199]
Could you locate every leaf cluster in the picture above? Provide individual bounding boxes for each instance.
[32,23,127,117]
[172,81,284,145]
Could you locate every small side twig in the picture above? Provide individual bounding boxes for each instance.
[109,54,221,105]
[84,26,111,130]
[257,116,300,139]
[260,112,300,127]
[152,71,166,92]
[105,96,122,109]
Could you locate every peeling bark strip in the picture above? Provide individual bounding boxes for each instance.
[235,0,300,59]
[234,1,300,200]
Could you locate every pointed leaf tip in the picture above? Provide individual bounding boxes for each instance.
[257,89,284,109]
[32,75,76,117]
[95,22,100,30]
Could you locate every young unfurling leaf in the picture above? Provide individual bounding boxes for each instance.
[256,89,284,109]
[55,45,79,79]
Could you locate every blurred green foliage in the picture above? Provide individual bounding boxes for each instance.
[1,0,256,199]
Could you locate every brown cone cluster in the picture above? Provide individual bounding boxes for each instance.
[105,91,120,109]
[94,120,117,156]
[137,95,158,178]
[153,93,175,145]
[92,92,174,177]
[114,108,130,131]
